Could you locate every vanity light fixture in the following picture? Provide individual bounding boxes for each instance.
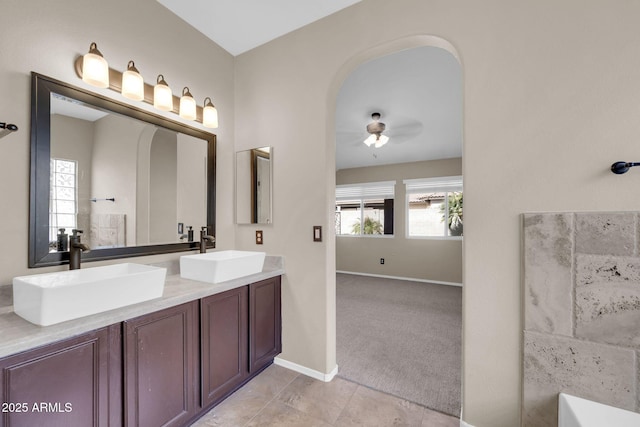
[74,42,219,127]
[121,61,144,101]
[153,75,173,111]
[179,87,197,120]
[203,97,219,129]
[82,42,109,88]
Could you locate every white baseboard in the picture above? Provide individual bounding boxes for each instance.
[274,357,338,382]
[337,270,463,287]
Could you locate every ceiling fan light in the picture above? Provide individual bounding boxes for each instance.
[374,134,389,148]
[364,134,377,147]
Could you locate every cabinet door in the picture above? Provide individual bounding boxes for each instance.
[200,286,248,408]
[249,276,282,373]
[124,301,198,427]
[0,324,121,427]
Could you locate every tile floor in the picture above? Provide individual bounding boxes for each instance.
[191,364,459,427]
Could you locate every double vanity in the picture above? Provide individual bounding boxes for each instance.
[4,72,282,426]
[0,251,283,427]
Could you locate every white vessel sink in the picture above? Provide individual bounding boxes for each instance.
[13,263,166,326]
[180,250,266,284]
[559,393,640,427]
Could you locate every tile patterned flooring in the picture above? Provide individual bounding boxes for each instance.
[191,364,459,427]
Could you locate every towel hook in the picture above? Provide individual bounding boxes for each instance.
[611,161,640,174]
[0,122,18,139]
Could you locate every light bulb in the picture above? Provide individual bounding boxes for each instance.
[153,75,173,111]
[82,42,109,88]
[179,87,196,120]
[121,61,144,101]
[203,97,218,128]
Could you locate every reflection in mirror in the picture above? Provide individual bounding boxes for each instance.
[50,95,207,250]
[236,147,272,224]
[31,73,216,267]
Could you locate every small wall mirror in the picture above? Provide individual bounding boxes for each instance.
[30,73,216,267]
[236,147,272,224]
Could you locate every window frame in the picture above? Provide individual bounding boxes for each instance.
[404,176,463,240]
[49,158,78,244]
[335,181,395,237]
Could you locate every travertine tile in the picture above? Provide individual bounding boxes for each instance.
[523,213,573,335]
[523,331,636,427]
[335,385,424,427]
[575,255,640,349]
[241,364,299,399]
[421,408,459,426]
[575,212,636,256]
[276,375,358,424]
[194,383,273,426]
[245,401,332,427]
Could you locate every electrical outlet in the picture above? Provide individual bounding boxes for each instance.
[256,230,263,245]
[380,258,385,264]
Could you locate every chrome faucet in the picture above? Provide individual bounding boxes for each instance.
[199,226,215,253]
[69,229,90,270]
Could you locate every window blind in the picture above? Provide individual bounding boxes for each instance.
[403,176,462,194]
[336,181,395,200]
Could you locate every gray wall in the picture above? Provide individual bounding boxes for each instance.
[523,212,640,426]
[336,158,462,284]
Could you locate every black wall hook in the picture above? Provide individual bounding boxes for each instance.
[611,161,640,174]
[0,122,18,139]
[0,122,18,132]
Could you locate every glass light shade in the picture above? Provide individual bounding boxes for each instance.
[153,75,173,111]
[203,97,218,128]
[364,134,377,147]
[179,87,196,120]
[121,61,144,101]
[374,134,389,148]
[82,42,109,88]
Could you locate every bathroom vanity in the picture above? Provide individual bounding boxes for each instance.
[0,257,283,427]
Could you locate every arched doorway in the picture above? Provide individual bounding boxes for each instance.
[328,35,464,417]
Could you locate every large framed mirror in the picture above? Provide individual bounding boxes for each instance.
[236,147,272,224]
[30,72,216,267]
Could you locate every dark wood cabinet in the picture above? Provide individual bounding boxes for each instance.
[0,324,122,427]
[1,275,281,427]
[249,276,281,373]
[123,301,199,427]
[200,286,249,407]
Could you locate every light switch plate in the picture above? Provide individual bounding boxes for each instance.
[313,226,322,242]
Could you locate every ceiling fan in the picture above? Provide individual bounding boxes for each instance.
[363,112,389,148]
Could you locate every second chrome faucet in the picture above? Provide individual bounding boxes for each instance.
[199,226,215,253]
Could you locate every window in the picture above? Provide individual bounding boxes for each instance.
[335,181,394,236]
[49,158,78,243]
[404,176,463,238]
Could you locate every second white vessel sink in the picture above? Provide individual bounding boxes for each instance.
[180,250,266,284]
[13,263,166,326]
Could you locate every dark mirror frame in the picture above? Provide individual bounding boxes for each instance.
[29,72,216,268]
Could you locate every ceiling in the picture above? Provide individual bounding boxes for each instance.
[156,0,361,56]
[155,1,462,171]
[335,46,462,170]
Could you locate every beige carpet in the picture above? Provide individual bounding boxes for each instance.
[336,273,462,417]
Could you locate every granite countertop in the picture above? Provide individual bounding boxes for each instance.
[0,256,284,359]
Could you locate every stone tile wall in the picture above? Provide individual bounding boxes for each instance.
[522,212,640,427]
